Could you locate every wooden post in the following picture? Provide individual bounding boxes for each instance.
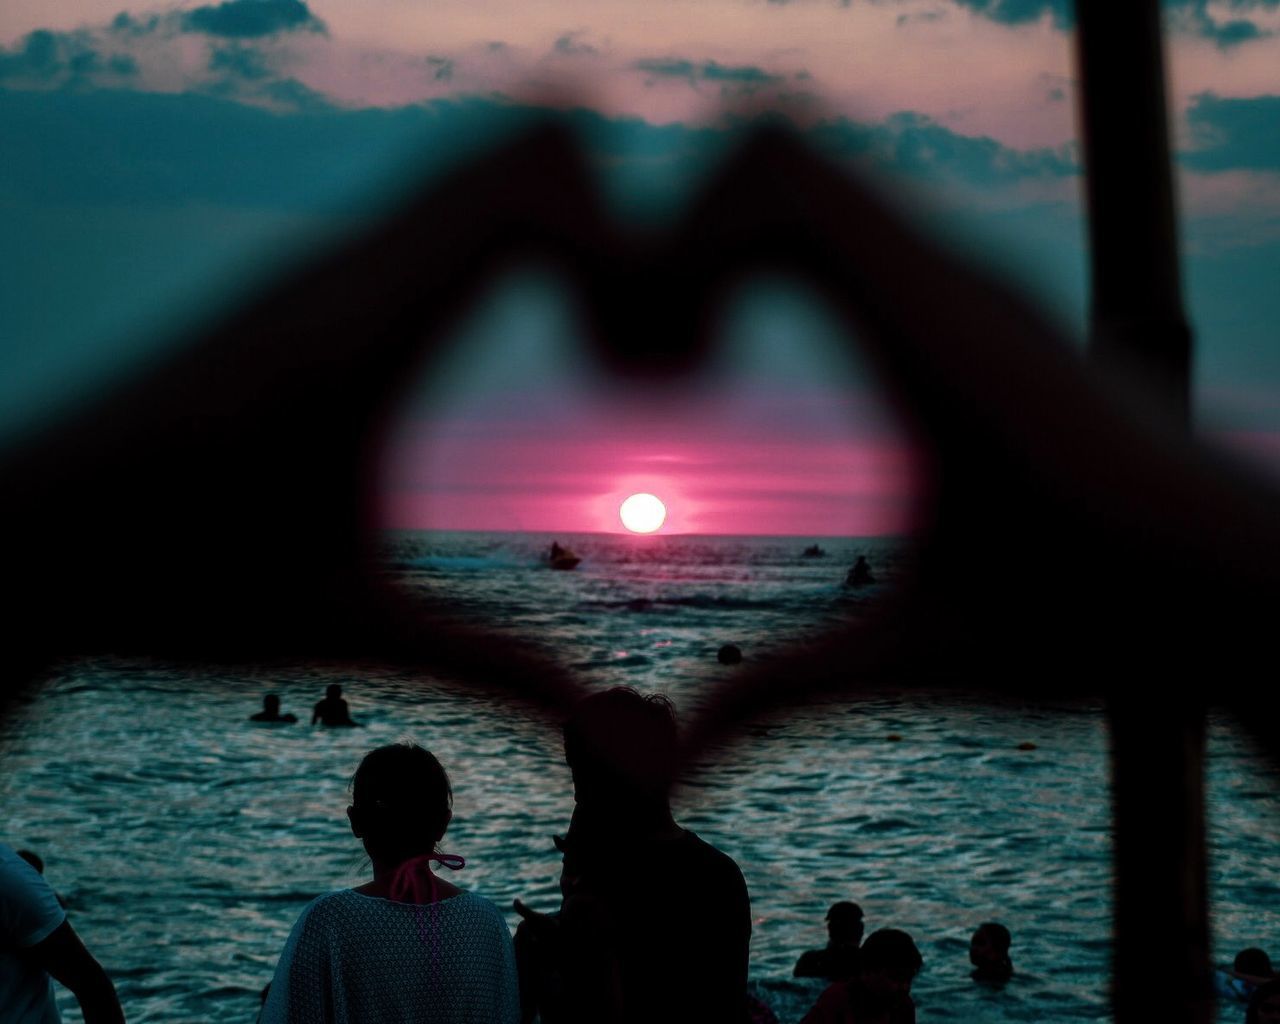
[1074,4,1210,1022]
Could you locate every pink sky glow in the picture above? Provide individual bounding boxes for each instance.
[378,430,925,537]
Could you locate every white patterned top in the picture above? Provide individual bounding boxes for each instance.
[260,889,520,1024]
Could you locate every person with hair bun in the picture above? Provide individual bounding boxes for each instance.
[260,743,519,1023]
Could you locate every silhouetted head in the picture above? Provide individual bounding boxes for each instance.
[970,922,1013,976]
[16,849,44,874]
[826,901,865,946]
[717,644,742,665]
[1238,948,1274,978]
[1247,978,1280,1024]
[326,683,343,700]
[858,928,923,1001]
[347,743,452,868]
[564,687,678,822]
[262,694,281,713]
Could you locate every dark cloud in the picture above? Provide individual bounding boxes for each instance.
[179,0,326,39]
[950,0,1069,26]
[809,111,1077,185]
[941,0,1276,47]
[553,32,598,57]
[109,11,162,37]
[633,57,785,92]
[1184,93,1280,172]
[1199,17,1264,46]
[0,30,63,81]
[0,87,1079,222]
[897,9,947,25]
[0,28,136,83]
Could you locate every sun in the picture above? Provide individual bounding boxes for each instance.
[619,493,667,534]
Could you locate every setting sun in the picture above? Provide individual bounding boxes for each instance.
[619,493,667,534]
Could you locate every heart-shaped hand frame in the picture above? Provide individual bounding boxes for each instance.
[2,115,1277,1024]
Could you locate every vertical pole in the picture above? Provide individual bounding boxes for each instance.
[1074,4,1210,1024]
[1075,0,1192,422]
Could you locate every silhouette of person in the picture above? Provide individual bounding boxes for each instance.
[969,922,1013,983]
[260,743,518,1023]
[717,643,743,665]
[845,557,875,587]
[794,901,865,980]
[1248,978,1280,1024]
[311,683,358,726]
[1218,947,1275,1001]
[1236,948,1274,982]
[250,694,297,723]
[800,928,922,1024]
[514,687,751,1024]
[1,844,124,1023]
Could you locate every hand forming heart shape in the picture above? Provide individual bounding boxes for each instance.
[1,119,1277,1023]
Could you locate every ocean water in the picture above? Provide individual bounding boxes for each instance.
[2,530,1276,1024]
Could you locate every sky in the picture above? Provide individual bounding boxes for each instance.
[2,0,1279,535]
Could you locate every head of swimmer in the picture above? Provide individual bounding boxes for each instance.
[347,743,452,869]
[969,922,1012,975]
[826,901,864,948]
[857,929,922,1004]
[563,687,678,826]
[326,683,343,701]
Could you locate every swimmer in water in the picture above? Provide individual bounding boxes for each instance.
[794,901,865,981]
[845,556,875,587]
[800,928,922,1024]
[250,694,298,723]
[969,922,1013,984]
[312,683,359,727]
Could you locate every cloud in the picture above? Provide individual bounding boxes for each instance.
[427,56,454,81]
[179,0,327,39]
[809,111,1078,186]
[209,44,272,81]
[1184,93,1280,172]
[0,30,63,81]
[0,87,1083,226]
[633,57,786,93]
[0,28,138,83]
[553,32,598,57]
[948,0,1070,26]
[942,0,1276,48]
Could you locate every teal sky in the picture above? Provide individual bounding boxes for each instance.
[2,0,1278,530]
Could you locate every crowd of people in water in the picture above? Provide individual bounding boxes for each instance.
[4,684,1277,1024]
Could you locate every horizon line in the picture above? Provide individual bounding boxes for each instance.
[378,526,914,541]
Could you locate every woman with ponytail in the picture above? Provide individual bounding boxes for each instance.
[261,743,520,1023]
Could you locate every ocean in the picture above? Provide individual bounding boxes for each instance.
[2,530,1276,1023]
